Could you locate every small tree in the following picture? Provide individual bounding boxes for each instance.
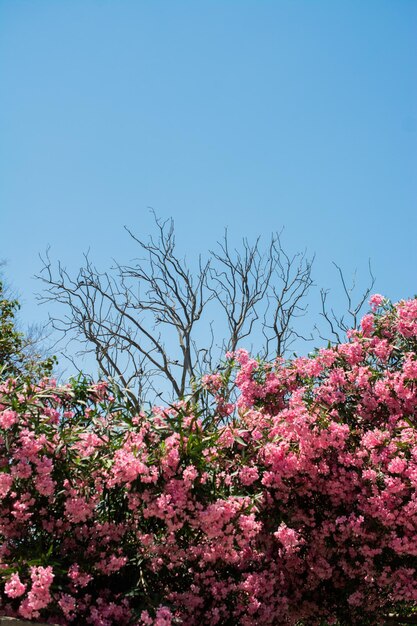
[0,279,55,381]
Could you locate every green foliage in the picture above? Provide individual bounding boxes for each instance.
[0,279,56,381]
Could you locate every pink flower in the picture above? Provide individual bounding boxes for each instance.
[155,605,173,626]
[201,373,223,392]
[348,590,364,606]
[68,563,92,588]
[0,472,13,498]
[403,355,417,379]
[239,466,259,486]
[0,409,18,429]
[4,572,26,598]
[58,593,77,618]
[369,294,385,311]
[388,457,407,474]
[372,338,392,362]
[396,299,417,338]
[360,314,375,337]
[65,495,95,523]
[19,566,54,619]
[274,522,303,550]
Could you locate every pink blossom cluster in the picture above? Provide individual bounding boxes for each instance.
[0,297,417,624]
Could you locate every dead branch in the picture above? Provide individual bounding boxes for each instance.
[317,260,375,344]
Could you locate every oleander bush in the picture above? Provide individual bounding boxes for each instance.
[1,293,417,624]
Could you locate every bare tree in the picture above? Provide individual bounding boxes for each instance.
[37,215,316,405]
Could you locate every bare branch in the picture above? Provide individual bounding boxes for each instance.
[317,260,376,344]
[261,235,314,358]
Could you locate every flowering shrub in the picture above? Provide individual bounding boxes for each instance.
[1,296,417,624]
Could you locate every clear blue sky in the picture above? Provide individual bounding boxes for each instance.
[0,1,416,370]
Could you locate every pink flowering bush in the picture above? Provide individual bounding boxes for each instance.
[1,296,417,624]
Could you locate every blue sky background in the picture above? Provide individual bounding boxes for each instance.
[0,0,416,375]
